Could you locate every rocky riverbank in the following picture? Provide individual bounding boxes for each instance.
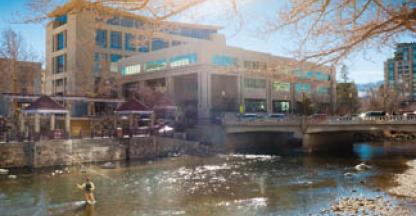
[320,196,411,215]
[389,159,416,198]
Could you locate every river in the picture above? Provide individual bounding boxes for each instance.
[1,142,416,216]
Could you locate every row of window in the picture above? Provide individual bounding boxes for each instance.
[102,15,215,40]
[243,60,267,70]
[212,56,330,81]
[121,53,198,75]
[96,29,183,52]
[245,79,329,94]
[295,69,330,81]
[244,78,266,88]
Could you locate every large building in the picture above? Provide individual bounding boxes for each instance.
[384,43,416,103]
[45,0,224,96]
[0,58,42,94]
[119,40,335,119]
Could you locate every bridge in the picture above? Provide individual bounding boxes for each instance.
[220,115,416,153]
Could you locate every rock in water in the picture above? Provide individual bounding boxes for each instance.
[101,162,116,169]
[8,175,17,179]
[355,162,371,171]
[0,169,9,175]
[344,172,354,177]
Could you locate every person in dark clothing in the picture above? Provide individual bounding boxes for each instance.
[77,176,96,205]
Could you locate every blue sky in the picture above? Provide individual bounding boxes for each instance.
[0,0,411,84]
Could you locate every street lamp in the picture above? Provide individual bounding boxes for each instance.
[348,92,353,114]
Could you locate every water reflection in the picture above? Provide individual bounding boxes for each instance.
[353,143,385,161]
[0,142,416,215]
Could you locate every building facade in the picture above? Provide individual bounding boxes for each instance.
[384,43,416,103]
[119,41,336,119]
[45,0,224,96]
[0,58,42,94]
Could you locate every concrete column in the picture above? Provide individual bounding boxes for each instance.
[129,113,134,128]
[19,113,25,133]
[239,74,245,112]
[166,76,175,101]
[266,80,272,113]
[65,113,71,135]
[34,113,40,133]
[50,114,56,131]
[198,71,211,119]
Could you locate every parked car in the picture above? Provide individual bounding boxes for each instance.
[358,111,385,120]
[403,111,416,118]
[240,113,258,121]
[268,113,286,120]
[308,114,328,121]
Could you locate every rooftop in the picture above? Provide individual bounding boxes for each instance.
[24,95,68,113]
[48,0,221,31]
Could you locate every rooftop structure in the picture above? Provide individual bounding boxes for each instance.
[119,40,335,119]
[0,58,42,94]
[45,0,225,96]
[384,42,416,103]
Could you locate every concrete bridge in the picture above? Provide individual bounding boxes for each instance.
[220,116,416,153]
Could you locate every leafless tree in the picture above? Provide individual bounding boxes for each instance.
[0,28,38,93]
[266,0,416,65]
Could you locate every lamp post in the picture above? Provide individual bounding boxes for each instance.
[348,92,353,114]
[221,90,226,111]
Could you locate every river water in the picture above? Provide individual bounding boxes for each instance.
[1,142,416,216]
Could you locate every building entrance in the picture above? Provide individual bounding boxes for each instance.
[272,100,290,113]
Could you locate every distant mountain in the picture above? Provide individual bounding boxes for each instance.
[355,80,384,97]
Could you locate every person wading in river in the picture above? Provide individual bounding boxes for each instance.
[77,176,96,205]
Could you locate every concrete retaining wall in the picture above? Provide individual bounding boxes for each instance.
[128,137,199,160]
[0,142,32,168]
[0,137,198,168]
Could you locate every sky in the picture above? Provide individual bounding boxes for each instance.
[0,0,412,84]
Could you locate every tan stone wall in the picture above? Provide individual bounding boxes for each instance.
[0,142,32,168]
[0,137,199,168]
[128,136,199,160]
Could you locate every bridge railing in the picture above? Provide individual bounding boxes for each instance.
[313,115,416,125]
[222,113,302,125]
[222,113,416,126]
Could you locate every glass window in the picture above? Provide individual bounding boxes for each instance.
[54,15,67,27]
[151,38,169,51]
[170,28,214,40]
[244,78,266,88]
[295,83,311,93]
[306,71,314,79]
[95,29,107,48]
[120,17,134,28]
[110,31,122,49]
[145,59,167,72]
[110,54,122,62]
[110,54,122,72]
[273,82,290,91]
[54,55,66,74]
[94,53,107,76]
[315,71,330,81]
[107,16,120,25]
[122,64,141,76]
[137,35,149,52]
[244,99,267,112]
[55,32,65,51]
[170,53,197,67]
[125,33,135,51]
[212,55,238,67]
[293,69,303,78]
[243,60,267,70]
[172,40,184,47]
[317,87,329,94]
